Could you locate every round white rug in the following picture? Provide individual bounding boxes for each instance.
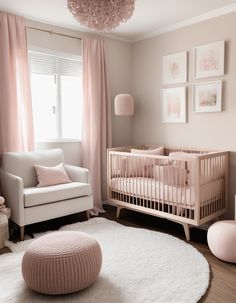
[0,218,209,303]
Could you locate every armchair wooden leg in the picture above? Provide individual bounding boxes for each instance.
[86,210,90,221]
[20,226,25,241]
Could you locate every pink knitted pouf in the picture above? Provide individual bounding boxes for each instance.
[21,231,102,295]
[207,220,236,263]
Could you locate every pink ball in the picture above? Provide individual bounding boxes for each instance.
[22,231,102,295]
[207,220,236,263]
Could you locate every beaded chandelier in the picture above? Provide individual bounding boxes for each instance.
[67,0,135,32]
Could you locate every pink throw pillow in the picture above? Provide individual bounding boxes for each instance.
[129,146,165,177]
[169,152,198,185]
[34,163,72,187]
[153,165,187,186]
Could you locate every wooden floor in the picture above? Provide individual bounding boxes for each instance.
[1,204,235,303]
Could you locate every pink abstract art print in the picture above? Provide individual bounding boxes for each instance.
[199,49,219,72]
[193,81,222,113]
[162,52,187,84]
[161,87,186,123]
[194,41,224,79]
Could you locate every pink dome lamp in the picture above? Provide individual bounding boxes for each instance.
[114,94,134,116]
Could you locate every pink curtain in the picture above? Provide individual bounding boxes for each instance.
[82,37,112,214]
[0,12,34,154]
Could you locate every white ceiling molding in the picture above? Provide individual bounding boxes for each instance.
[132,3,236,43]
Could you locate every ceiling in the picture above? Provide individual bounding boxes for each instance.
[0,0,235,42]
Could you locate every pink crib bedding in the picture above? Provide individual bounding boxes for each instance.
[110,177,223,207]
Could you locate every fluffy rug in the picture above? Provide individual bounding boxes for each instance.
[0,218,209,303]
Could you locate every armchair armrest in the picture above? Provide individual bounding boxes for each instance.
[64,165,90,184]
[0,169,24,226]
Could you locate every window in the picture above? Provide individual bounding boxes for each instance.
[29,51,82,141]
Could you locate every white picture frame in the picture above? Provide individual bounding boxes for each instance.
[161,87,186,123]
[192,81,222,113]
[193,41,225,79]
[162,51,187,84]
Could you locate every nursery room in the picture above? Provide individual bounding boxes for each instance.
[0,0,236,302]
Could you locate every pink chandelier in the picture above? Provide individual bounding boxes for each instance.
[67,0,135,32]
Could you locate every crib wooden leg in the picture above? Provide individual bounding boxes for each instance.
[183,223,190,241]
[116,206,122,219]
[86,210,90,220]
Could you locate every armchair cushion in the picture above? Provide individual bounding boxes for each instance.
[24,182,92,208]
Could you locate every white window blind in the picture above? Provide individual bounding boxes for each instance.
[29,51,82,141]
[58,57,82,77]
[30,52,82,77]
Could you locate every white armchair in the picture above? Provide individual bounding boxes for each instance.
[0,149,93,240]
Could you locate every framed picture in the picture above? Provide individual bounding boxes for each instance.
[162,51,187,84]
[192,81,222,113]
[161,87,186,123]
[193,41,224,79]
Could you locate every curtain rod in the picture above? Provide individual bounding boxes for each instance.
[26,26,82,41]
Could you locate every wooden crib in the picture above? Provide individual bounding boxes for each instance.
[107,145,229,240]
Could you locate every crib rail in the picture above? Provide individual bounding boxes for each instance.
[198,152,229,224]
[107,146,228,227]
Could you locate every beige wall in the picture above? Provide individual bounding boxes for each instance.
[26,19,133,160]
[131,12,236,219]
[105,38,133,147]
